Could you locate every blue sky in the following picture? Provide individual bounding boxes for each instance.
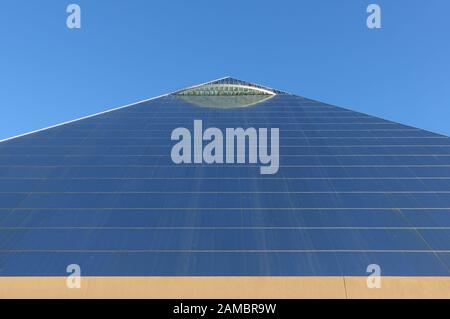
[1,0,449,139]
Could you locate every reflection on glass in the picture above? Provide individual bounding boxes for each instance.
[175,95,274,109]
[173,84,276,108]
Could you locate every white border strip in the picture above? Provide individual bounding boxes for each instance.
[0,76,231,144]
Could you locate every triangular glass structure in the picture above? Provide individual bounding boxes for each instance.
[173,76,289,95]
[0,77,449,283]
[173,77,280,108]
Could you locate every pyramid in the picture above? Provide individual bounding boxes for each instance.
[0,77,449,297]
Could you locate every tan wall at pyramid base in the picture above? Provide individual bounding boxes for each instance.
[0,277,449,299]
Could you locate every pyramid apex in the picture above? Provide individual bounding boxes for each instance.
[174,77,289,96]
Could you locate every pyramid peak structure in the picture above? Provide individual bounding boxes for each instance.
[0,78,450,298]
[172,77,286,109]
[173,76,290,95]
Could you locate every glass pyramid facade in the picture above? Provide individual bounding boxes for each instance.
[1,77,450,278]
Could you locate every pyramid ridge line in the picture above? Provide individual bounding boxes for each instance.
[0,77,249,144]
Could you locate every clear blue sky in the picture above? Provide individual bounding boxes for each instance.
[1,0,449,139]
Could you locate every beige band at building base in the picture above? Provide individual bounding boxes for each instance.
[0,276,449,299]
